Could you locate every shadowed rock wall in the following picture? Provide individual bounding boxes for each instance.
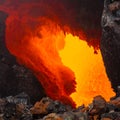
[0,11,46,103]
[101,0,120,92]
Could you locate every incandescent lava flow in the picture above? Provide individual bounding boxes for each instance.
[0,0,115,107]
[59,33,115,107]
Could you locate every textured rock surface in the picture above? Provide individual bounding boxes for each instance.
[0,11,45,103]
[100,0,120,92]
[1,94,120,119]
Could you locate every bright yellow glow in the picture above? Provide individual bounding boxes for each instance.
[59,33,115,107]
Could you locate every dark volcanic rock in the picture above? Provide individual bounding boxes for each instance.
[101,112,120,120]
[0,93,33,120]
[100,0,120,92]
[89,96,107,115]
[2,94,120,120]
[30,97,67,115]
[0,11,46,103]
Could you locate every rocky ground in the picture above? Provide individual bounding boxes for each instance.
[0,93,120,120]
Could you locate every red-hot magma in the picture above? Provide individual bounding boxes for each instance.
[0,0,115,107]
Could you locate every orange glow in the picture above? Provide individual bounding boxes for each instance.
[4,15,115,107]
[0,0,115,108]
[59,33,115,107]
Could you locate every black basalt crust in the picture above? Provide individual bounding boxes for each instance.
[0,11,46,103]
[100,0,120,92]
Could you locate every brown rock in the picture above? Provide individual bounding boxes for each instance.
[16,103,25,116]
[101,112,120,120]
[110,97,120,108]
[0,114,4,120]
[43,113,62,120]
[30,97,51,114]
[89,95,106,115]
[59,112,75,120]
[101,118,112,120]
[74,111,88,120]
[108,1,120,12]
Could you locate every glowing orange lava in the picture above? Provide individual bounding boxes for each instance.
[5,15,115,107]
[0,0,113,108]
[59,33,115,107]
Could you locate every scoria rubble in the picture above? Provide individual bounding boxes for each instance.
[1,93,120,120]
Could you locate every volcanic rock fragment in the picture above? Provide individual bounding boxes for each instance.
[30,97,67,115]
[101,112,120,120]
[109,97,120,109]
[0,93,32,120]
[30,97,51,115]
[41,113,62,120]
[89,95,107,119]
[89,95,106,114]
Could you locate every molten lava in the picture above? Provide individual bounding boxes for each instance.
[5,17,115,107]
[0,0,115,107]
[59,34,115,107]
